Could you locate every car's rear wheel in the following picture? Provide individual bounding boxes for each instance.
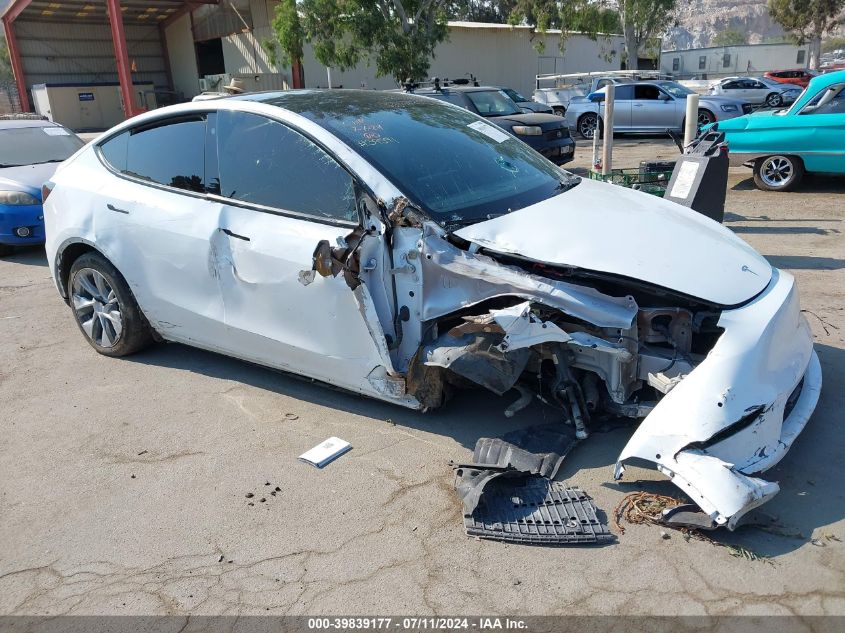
[753,155,804,192]
[69,252,153,357]
[697,109,716,126]
[552,106,566,117]
[765,92,783,108]
[578,113,601,139]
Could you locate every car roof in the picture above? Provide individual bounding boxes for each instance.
[0,118,59,130]
[807,69,845,90]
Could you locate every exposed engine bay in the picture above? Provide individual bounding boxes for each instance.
[305,190,821,532]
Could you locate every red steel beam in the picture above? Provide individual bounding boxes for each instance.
[2,17,31,111]
[106,0,140,119]
[2,0,34,24]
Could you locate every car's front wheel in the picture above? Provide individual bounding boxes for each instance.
[552,106,566,117]
[577,113,601,139]
[69,252,153,357]
[765,92,783,108]
[753,155,804,192]
[697,109,716,126]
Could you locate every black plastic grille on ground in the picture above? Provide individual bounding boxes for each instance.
[464,477,614,545]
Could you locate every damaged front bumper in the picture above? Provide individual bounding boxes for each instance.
[615,269,822,529]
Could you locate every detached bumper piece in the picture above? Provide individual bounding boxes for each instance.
[453,427,612,545]
[463,478,613,545]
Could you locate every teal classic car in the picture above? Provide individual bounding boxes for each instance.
[712,69,845,191]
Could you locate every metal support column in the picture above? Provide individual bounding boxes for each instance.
[2,18,31,112]
[106,0,139,119]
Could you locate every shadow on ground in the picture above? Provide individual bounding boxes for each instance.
[1,246,47,267]
[125,336,845,558]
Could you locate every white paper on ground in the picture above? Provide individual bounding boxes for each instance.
[298,437,352,468]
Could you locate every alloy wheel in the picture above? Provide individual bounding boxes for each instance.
[697,110,715,126]
[579,114,598,139]
[759,156,793,188]
[71,268,123,348]
[766,93,783,107]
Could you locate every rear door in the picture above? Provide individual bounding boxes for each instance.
[93,115,227,346]
[206,109,390,390]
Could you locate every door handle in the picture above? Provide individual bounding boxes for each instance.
[633,103,644,107]
[220,228,250,241]
[107,203,130,214]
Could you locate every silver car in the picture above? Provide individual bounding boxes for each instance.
[709,77,801,108]
[565,80,752,139]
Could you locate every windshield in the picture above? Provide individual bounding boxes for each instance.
[266,90,578,229]
[659,82,695,98]
[502,88,527,103]
[0,125,84,167]
[465,90,522,117]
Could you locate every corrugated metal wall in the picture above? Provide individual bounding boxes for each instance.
[13,19,168,89]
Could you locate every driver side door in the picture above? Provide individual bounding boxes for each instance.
[207,110,392,393]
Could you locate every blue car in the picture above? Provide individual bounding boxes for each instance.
[0,116,85,256]
[709,70,845,190]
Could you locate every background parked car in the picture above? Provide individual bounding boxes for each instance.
[565,80,752,139]
[416,85,575,164]
[0,115,85,256]
[709,77,798,108]
[495,86,554,114]
[711,70,845,191]
[764,69,817,88]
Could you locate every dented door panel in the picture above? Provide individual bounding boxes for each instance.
[212,204,391,395]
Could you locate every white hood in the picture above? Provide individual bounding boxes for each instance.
[454,178,771,306]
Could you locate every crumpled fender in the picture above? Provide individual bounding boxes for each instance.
[615,268,821,528]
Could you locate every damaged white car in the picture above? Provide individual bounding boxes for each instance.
[44,91,821,530]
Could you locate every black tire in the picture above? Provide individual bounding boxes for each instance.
[753,155,804,192]
[765,92,783,108]
[0,244,13,257]
[552,106,566,117]
[577,112,602,139]
[68,252,153,357]
[697,109,716,126]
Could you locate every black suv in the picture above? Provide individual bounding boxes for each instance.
[412,85,575,165]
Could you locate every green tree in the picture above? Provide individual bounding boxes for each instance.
[0,34,14,83]
[712,27,747,46]
[616,0,676,70]
[267,0,450,84]
[768,0,845,69]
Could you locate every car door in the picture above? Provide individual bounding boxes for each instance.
[630,84,671,130]
[93,115,228,347]
[790,82,845,173]
[206,109,390,391]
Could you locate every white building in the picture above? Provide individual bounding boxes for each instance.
[660,42,810,79]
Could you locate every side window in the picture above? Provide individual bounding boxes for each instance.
[722,81,740,90]
[125,117,207,193]
[99,132,128,172]
[634,85,660,100]
[430,93,466,108]
[614,85,634,100]
[215,110,357,223]
[800,85,845,115]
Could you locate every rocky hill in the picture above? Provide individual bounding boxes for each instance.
[665,0,787,49]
